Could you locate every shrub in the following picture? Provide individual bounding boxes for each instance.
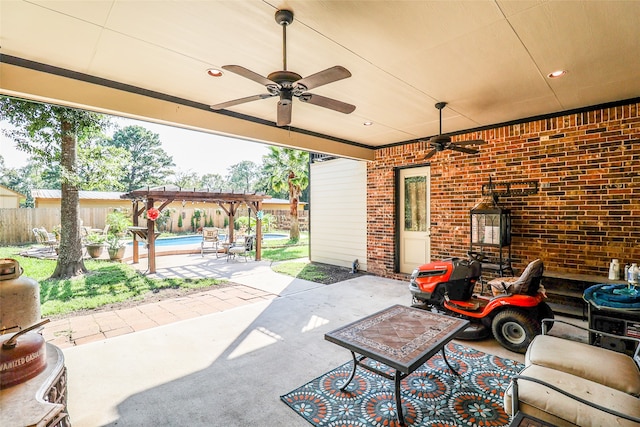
[86,233,106,245]
[106,209,132,236]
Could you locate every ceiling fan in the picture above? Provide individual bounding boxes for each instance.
[420,102,486,160]
[210,9,356,127]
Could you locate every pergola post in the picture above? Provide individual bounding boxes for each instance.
[253,201,263,261]
[132,200,139,264]
[147,198,156,273]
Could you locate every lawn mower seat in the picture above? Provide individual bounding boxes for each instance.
[488,259,544,297]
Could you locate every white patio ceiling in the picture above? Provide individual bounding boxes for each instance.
[1,1,639,159]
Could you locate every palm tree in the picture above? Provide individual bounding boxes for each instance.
[263,147,309,241]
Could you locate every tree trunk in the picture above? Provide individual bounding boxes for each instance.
[51,117,87,278]
[288,171,301,241]
[289,195,301,241]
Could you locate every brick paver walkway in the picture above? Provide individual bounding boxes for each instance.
[43,284,277,348]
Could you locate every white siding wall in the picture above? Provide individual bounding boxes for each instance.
[310,158,367,271]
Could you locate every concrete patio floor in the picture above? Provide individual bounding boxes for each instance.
[47,253,586,427]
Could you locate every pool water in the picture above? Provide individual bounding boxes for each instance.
[128,233,288,247]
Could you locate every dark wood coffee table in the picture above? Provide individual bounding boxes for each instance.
[325,304,469,426]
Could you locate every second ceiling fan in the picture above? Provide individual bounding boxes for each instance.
[420,102,486,160]
[210,9,356,127]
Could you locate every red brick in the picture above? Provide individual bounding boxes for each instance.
[367,101,640,279]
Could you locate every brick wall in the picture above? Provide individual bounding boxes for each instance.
[367,101,640,280]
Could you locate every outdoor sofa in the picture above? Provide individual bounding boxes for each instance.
[504,318,640,426]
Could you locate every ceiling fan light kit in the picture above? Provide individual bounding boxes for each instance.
[210,9,356,127]
[420,102,486,160]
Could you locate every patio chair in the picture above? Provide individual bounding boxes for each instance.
[92,224,110,235]
[227,236,254,262]
[33,227,58,253]
[201,227,220,258]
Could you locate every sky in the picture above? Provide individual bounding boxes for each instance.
[0,116,271,177]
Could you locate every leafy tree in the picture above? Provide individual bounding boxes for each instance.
[109,125,175,191]
[171,169,200,189]
[0,158,54,207]
[226,160,258,192]
[0,96,110,278]
[262,147,309,240]
[0,157,24,205]
[77,137,131,191]
[254,167,288,199]
[200,173,226,190]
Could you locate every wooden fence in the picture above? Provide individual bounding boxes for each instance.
[0,207,308,245]
[0,208,110,245]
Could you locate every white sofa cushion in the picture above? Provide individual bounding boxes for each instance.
[505,364,640,427]
[525,334,640,395]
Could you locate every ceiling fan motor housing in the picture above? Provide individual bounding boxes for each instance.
[267,70,302,86]
[275,9,294,26]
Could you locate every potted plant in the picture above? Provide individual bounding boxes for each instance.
[105,209,133,237]
[106,235,127,261]
[85,233,106,259]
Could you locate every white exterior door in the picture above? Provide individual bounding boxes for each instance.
[399,167,431,274]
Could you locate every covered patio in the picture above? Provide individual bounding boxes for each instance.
[121,185,271,273]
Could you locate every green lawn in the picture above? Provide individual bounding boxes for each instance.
[271,261,330,282]
[0,246,224,317]
[0,236,309,318]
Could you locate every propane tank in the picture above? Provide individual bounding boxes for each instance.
[0,259,41,334]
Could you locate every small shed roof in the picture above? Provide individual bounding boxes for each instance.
[0,184,25,198]
[32,189,125,200]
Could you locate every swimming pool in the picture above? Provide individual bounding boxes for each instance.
[128,233,288,247]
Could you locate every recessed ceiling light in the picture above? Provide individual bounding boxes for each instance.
[207,68,223,77]
[363,121,373,126]
[547,70,567,79]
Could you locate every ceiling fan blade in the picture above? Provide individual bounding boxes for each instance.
[277,100,292,126]
[449,145,480,155]
[296,66,352,91]
[222,65,276,87]
[299,93,356,114]
[421,149,438,160]
[210,93,274,110]
[454,139,486,146]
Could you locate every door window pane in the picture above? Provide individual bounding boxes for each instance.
[404,176,427,231]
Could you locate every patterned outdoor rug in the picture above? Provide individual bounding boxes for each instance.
[280,342,523,427]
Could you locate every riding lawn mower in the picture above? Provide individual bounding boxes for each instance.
[409,256,554,353]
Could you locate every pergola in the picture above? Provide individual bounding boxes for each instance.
[121,185,271,273]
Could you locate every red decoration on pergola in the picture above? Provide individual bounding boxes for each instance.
[121,185,271,273]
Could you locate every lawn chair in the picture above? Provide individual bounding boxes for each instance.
[227,236,254,262]
[33,227,58,253]
[95,224,110,235]
[201,227,220,258]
